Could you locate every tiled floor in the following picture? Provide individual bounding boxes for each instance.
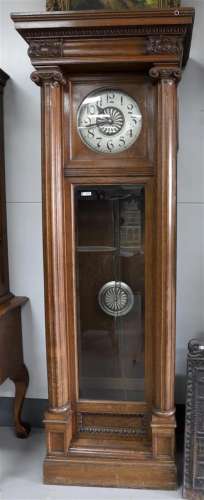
[0,427,183,500]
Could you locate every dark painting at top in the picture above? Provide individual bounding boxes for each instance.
[46,0,181,11]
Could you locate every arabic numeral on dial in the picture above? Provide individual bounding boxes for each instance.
[120,96,124,106]
[97,97,103,107]
[127,103,134,114]
[87,104,96,115]
[96,137,102,149]
[131,116,138,125]
[83,117,91,126]
[107,140,114,151]
[88,129,95,138]
[119,136,126,147]
[129,129,133,138]
[107,93,115,104]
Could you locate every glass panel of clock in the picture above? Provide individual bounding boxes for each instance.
[75,185,145,401]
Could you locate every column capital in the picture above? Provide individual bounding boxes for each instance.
[31,66,66,87]
[149,66,182,83]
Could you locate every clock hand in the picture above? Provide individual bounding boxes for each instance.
[80,117,114,129]
[79,122,98,129]
[96,115,113,125]
[96,104,114,124]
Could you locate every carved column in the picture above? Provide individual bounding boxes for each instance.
[31,67,72,455]
[149,66,181,459]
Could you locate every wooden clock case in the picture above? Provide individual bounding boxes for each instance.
[12,8,194,489]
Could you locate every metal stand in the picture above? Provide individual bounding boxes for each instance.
[183,339,204,499]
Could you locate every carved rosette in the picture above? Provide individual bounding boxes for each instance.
[31,67,66,87]
[146,36,183,56]
[149,66,182,83]
[28,40,62,58]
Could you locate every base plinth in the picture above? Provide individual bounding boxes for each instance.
[44,454,177,489]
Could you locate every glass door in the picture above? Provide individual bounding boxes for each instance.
[75,185,145,402]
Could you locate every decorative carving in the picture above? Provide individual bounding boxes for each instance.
[22,25,188,71]
[146,36,183,56]
[183,340,204,498]
[98,281,134,318]
[28,40,62,58]
[188,339,204,357]
[23,25,187,45]
[149,66,182,82]
[77,412,148,437]
[31,67,66,87]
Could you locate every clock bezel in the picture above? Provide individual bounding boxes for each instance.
[76,86,143,155]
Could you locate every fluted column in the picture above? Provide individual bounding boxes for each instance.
[149,65,181,459]
[31,67,69,413]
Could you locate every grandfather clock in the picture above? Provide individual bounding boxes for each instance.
[12,7,194,489]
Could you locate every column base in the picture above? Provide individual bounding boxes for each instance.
[44,407,73,456]
[151,412,176,460]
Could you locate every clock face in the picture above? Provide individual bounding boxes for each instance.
[77,88,142,154]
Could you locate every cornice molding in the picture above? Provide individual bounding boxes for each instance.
[11,8,194,23]
[31,67,66,87]
[22,25,188,46]
[149,66,182,82]
[12,9,194,68]
[26,31,186,62]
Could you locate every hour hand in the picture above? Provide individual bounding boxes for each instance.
[96,117,113,126]
[79,121,97,129]
[80,116,113,129]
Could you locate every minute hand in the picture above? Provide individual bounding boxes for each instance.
[80,117,113,129]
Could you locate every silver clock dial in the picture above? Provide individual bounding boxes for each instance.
[77,88,142,154]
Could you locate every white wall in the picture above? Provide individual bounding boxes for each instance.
[0,0,203,403]
[0,0,47,399]
[176,0,204,401]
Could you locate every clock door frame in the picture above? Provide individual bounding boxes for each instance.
[12,7,194,489]
[64,175,154,408]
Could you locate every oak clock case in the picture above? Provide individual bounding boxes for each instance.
[12,7,194,490]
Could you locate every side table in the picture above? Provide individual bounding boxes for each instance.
[0,296,30,438]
